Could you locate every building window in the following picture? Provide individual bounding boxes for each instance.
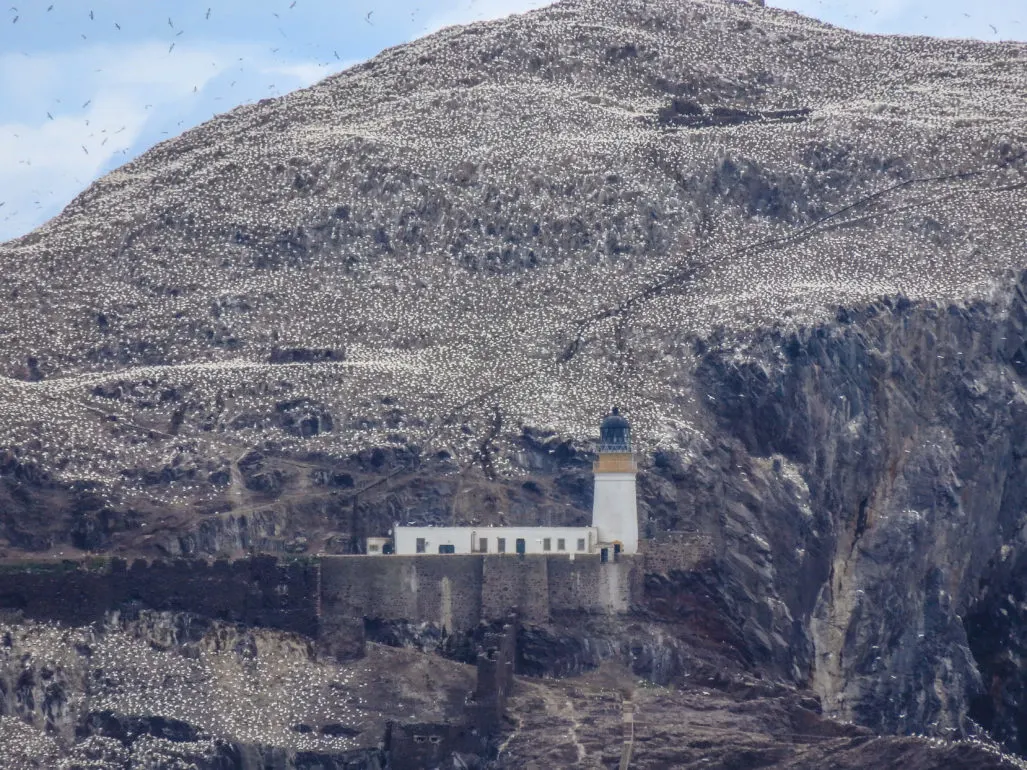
[543,538,551,552]
[497,538,506,553]
[439,544,455,554]
[577,538,586,552]
[369,544,380,553]
[416,538,426,554]
[479,537,488,553]
[557,538,565,551]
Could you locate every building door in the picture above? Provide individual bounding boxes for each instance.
[515,538,526,555]
[600,548,609,564]
[613,543,621,561]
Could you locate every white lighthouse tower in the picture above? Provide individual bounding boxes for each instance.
[592,407,639,555]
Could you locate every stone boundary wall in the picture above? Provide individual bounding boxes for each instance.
[321,554,642,632]
[548,555,642,614]
[0,542,699,642]
[482,555,550,624]
[0,556,319,636]
[321,555,484,633]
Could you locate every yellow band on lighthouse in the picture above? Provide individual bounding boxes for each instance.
[593,453,637,473]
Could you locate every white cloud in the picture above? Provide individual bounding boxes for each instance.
[0,93,147,238]
[768,0,1027,41]
[0,40,329,243]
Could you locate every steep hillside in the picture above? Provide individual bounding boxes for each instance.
[5,612,1023,769]
[1,0,1027,758]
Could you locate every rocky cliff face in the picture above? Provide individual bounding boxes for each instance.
[1,0,1027,762]
[691,281,1027,740]
[0,610,452,769]
[3,611,1025,770]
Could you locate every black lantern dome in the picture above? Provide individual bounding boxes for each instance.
[600,407,631,452]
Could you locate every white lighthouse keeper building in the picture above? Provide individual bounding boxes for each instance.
[591,407,639,555]
[390,408,640,556]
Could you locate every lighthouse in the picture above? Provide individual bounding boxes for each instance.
[592,407,639,555]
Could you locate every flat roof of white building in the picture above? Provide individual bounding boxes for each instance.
[393,525,599,555]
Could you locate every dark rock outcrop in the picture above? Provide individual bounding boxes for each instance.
[654,98,810,129]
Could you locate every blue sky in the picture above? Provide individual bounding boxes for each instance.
[0,0,1023,242]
